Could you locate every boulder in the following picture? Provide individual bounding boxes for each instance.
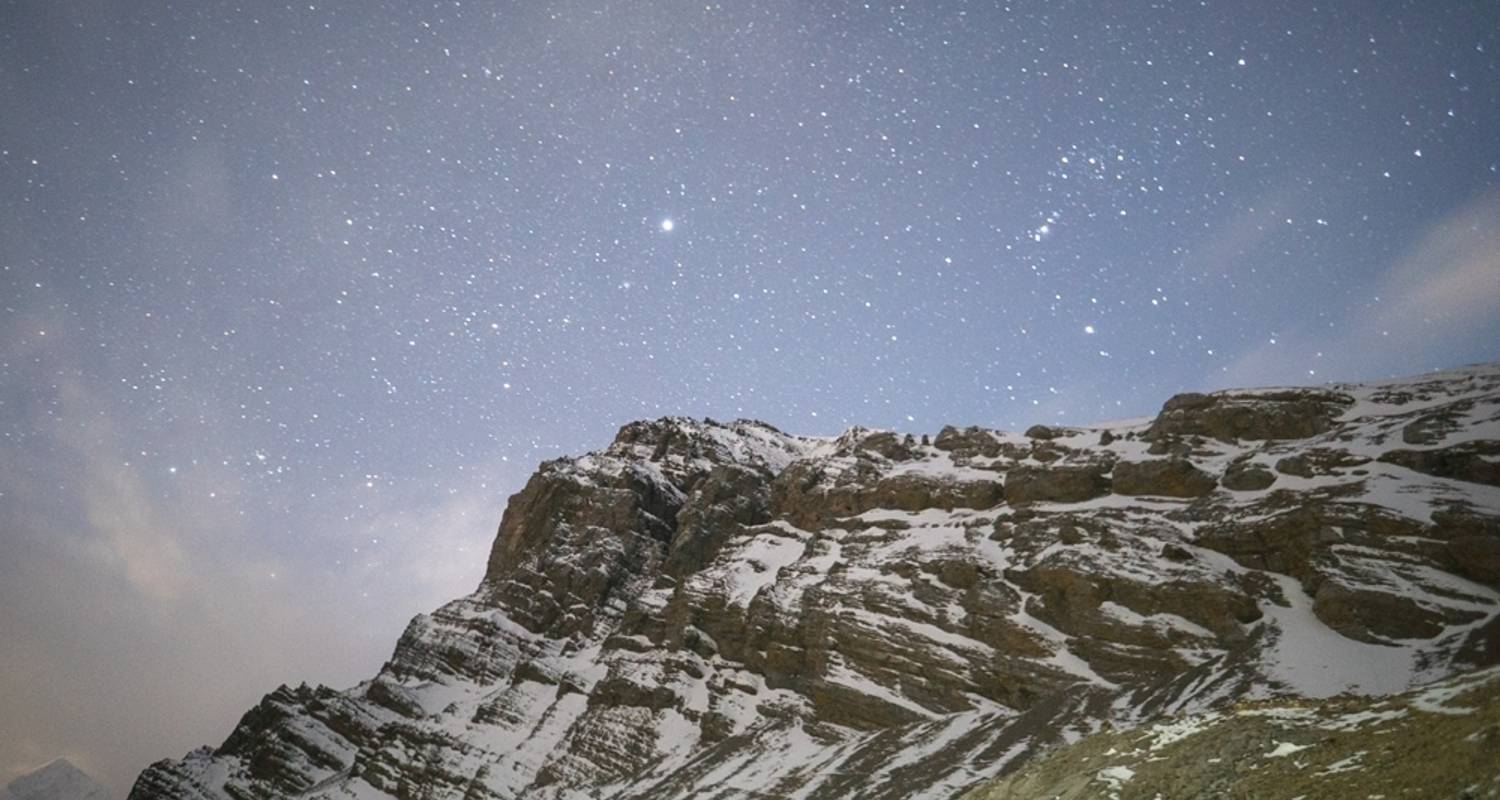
[1274,448,1371,478]
[1222,460,1276,491]
[1025,424,1061,440]
[1003,464,1109,504]
[933,425,1003,458]
[834,429,918,461]
[1448,533,1500,584]
[1379,441,1500,487]
[1112,458,1217,498]
[1193,506,1331,587]
[1146,436,1190,457]
[1160,543,1194,562]
[1400,403,1469,445]
[1275,455,1314,478]
[867,473,1002,513]
[1312,581,1445,642]
[1147,389,1353,442]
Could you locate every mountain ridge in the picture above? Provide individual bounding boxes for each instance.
[131,364,1500,798]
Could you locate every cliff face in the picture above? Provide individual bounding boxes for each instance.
[131,365,1500,799]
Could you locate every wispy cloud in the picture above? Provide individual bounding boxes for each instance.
[1219,190,1500,388]
[0,316,501,796]
[52,381,191,603]
[1373,190,1500,340]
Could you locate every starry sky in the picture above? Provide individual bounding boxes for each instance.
[2,0,1498,794]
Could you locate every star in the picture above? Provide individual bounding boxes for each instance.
[660,218,674,232]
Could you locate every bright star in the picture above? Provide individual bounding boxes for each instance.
[660,218,674,232]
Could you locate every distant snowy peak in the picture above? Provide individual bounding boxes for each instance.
[4,759,110,800]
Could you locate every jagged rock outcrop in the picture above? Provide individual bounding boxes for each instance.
[1146,387,1354,441]
[132,365,1500,799]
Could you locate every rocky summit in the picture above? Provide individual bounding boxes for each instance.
[131,365,1500,799]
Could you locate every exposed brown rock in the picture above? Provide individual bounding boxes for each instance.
[1112,458,1217,498]
[1147,389,1353,442]
[771,460,1000,527]
[1274,455,1314,478]
[665,464,773,577]
[1222,460,1276,490]
[1449,533,1500,584]
[1312,581,1445,642]
[1274,448,1371,478]
[934,425,1003,458]
[485,460,681,584]
[1004,464,1109,504]
[1379,440,1500,487]
[1010,565,1259,644]
[1401,403,1469,444]
[1024,424,1062,440]
[832,428,919,461]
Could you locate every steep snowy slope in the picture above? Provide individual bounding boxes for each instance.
[132,365,1500,799]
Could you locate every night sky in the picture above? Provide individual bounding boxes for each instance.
[2,0,1498,794]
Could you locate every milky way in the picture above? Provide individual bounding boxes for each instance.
[1,0,1497,793]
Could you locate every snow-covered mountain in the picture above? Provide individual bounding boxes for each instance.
[131,365,1500,798]
[4,759,111,800]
